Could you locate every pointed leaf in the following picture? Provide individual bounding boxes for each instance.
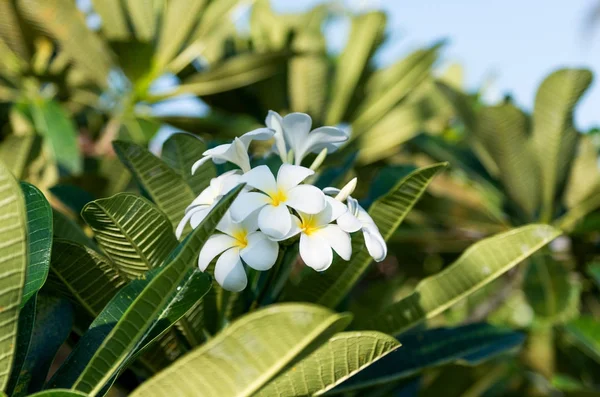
[531,69,593,221]
[358,224,561,335]
[71,184,243,395]
[161,133,216,195]
[0,161,27,391]
[283,163,447,307]
[564,316,600,363]
[51,210,96,250]
[329,323,525,394]
[524,256,575,321]
[81,193,178,278]
[27,390,87,397]
[130,303,352,397]
[0,134,38,180]
[256,331,399,396]
[124,0,158,42]
[19,183,52,306]
[113,140,198,228]
[5,298,35,396]
[90,0,130,40]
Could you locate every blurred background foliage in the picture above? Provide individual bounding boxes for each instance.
[1,0,600,396]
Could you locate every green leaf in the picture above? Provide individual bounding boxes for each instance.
[325,12,386,125]
[27,390,88,397]
[29,99,82,174]
[0,134,38,180]
[5,299,35,396]
[563,136,600,209]
[81,193,178,278]
[46,239,126,317]
[161,133,216,195]
[329,323,525,394]
[51,210,96,250]
[476,104,540,218]
[19,183,52,306]
[564,316,600,363]
[0,161,27,391]
[587,263,600,288]
[256,331,399,396]
[524,256,575,321]
[352,44,442,134]
[283,163,447,307]
[71,184,243,395]
[0,1,30,60]
[90,0,129,40]
[531,69,593,221]
[113,140,198,229]
[155,0,209,69]
[123,0,158,42]
[130,303,352,397]
[10,295,73,396]
[359,224,561,335]
[17,0,112,86]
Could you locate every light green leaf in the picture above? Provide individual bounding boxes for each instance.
[564,316,600,363]
[587,263,600,288]
[46,239,126,317]
[124,0,159,42]
[0,1,30,60]
[476,104,540,218]
[26,389,87,397]
[72,184,243,395]
[0,134,38,180]
[29,99,81,175]
[328,323,525,394]
[563,136,600,209]
[113,140,198,228]
[19,183,52,306]
[352,44,442,134]
[18,0,112,86]
[325,12,386,125]
[283,163,447,307]
[130,303,352,397]
[155,0,209,69]
[359,224,561,335]
[531,69,593,221]
[524,256,575,321]
[0,161,27,391]
[90,0,129,40]
[161,133,216,195]
[81,193,178,278]
[256,331,399,397]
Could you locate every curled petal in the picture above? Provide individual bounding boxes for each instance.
[240,232,279,271]
[239,127,274,148]
[277,164,314,191]
[214,248,247,292]
[175,209,195,239]
[319,225,351,261]
[258,204,292,239]
[266,111,287,162]
[363,225,387,262]
[300,233,333,271]
[190,207,211,229]
[336,211,362,233]
[305,126,349,155]
[198,234,236,271]
[282,113,312,163]
[230,192,269,222]
[285,185,325,214]
[269,215,302,242]
[240,165,277,193]
[191,155,213,174]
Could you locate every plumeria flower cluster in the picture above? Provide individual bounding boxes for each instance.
[177,111,387,291]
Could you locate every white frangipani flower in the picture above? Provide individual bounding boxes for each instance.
[266,111,349,165]
[324,179,387,262]
[191,128,274,173]
[198,212,278,292]
[231,164,326,239]
[282,197,352,271]
[175,170,241,239]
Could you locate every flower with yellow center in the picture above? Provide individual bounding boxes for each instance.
[230,164,326,239]
[197,212,278,292]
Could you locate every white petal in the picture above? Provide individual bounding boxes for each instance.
[305,126,349,154]
[282,112,311,162]
[230,192,269,222]
[258,204,292,239]
[214,248,247,292]
[318,225,351,260]
[216,170,243,194]
[239,127,274,148]
[276,164,314,191]
[190,207,211,229]
[356,204,377,228]
[335,178,357,201]
[189,186,217,208]
[240,209,260,233]
[198,234,236,271]
[363,226,387,262]
[299,233,333,271]
[240,232,279,271]
[269,215,302,241]
[322,187,340,196]
[191,155,213,174]
[313,196,347,226]
[285,184,325,214]
[175,210,195,239]
[266,111,287,162]
[225,138,252,172]
[216,211,236,235]
[336,211,362,233]
[240,165,277,193]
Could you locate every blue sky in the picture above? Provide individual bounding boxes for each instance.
[274,0,600,129]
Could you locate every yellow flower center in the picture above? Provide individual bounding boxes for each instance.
[231,229,248,249]
[300,215,319,236]
[269,189,287,207]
